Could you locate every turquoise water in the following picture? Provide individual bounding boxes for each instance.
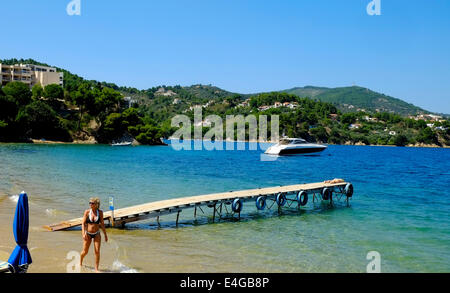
[0,142,449,272]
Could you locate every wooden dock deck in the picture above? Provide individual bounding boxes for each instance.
[44,180,353,231]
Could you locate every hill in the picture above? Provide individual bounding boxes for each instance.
[1,58,449,147]
[282,86,429,116]
[0,58,165,145]
[0,59,441,117]
[128,84,435,117]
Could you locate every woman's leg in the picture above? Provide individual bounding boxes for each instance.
[80,237,92,267]
[93,233,101,272]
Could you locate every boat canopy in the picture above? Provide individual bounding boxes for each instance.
[279,138,307,145]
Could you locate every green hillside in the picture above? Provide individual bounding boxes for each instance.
[2,58,449,147]
[281,86,329,98]
[283,86,428,116]
[134,84,432,117]
[0,58,164,145]
[0,59,439,117]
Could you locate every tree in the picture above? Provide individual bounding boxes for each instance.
[329,128,343,144]
[415,119,427,129]
[417,127,437,145]
[97,113,124,142]
[225,94,242,108]
[73,83,95,130]
[340,113,357,124]
[44,84,64,100]
[134,124,163,145]
[0,89,9,135]
[394,134,408,146]
[43,84,64,110]
[0,94,19,123]
[94,87,122,116]
[121,108,142,129]
[249,92,299,108]
[2,82,32,107]
[15,100,71,141]
[310,125,328,142]
[32,84,44,100]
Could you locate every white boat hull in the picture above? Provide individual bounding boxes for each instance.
[265,142,327,155]
[111,142,132,146]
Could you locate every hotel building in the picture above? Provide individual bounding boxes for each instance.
[0,63,64,88]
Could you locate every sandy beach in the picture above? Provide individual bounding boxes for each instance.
[0,192,141,273]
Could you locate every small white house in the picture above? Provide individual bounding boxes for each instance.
[123,97,136,108]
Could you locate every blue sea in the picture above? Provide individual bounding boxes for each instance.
[0,142,449,272]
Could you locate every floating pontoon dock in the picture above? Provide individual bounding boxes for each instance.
[44,180,353,231]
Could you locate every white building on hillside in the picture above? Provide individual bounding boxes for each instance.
[0,63,63,88]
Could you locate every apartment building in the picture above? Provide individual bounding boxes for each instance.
[0,63,64,88]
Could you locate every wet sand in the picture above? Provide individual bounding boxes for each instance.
[0,191,268,273]
[0,193,139,273]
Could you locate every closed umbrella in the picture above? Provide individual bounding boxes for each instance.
[7,191,32,273]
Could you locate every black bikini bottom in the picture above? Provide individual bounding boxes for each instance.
[86,231,100,239]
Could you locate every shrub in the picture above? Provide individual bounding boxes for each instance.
[394,134,408,146]
[16,100,71,141]
[2,82,31,106]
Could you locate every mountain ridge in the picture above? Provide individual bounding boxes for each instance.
[1,58,449,147]
[280,85,430,116]
[1,58,445,117]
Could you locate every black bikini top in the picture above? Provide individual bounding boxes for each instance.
[86,209,100,224]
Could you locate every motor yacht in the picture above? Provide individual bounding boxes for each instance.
[111,142,132,146]
[264,138,327,155]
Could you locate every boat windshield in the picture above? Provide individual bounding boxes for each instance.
[291,139,307,145]
[279,139,307,145]
[279,139,291,145]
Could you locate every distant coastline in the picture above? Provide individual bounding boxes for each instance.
[2,137,445,149]
[2,59,449,151]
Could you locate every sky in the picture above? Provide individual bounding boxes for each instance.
[1,0,450,113]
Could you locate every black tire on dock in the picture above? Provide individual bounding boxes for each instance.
[345,183,354,198]
[232,198,243,213]
[255,196,266,210]
[297,191,308,206]
[322,188,332,201]
[276,193,287,206]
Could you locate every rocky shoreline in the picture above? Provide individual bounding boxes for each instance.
[1,138,448,149]
[165,138,450,149]
[341,141,449,148]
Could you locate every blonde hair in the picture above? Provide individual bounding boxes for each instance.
[89,197,100,208]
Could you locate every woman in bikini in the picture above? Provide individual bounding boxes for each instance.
[80,197,108,272]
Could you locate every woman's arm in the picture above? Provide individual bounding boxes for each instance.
[81,210,88,240]
[100,211,108,242]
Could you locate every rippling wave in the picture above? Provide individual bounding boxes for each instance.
[0,143,449,272]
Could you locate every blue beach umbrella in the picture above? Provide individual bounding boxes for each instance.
[7,192,32,273]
